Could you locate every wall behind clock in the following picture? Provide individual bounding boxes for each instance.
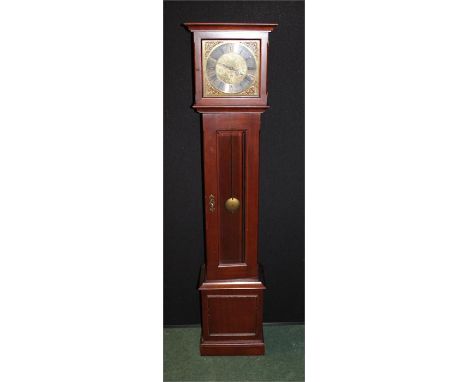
[164,0,305,325]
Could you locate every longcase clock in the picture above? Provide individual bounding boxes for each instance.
[185,22,277,356]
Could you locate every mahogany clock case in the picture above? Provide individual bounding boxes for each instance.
[164,1,305,326]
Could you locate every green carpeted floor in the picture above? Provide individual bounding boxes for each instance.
[164,324,304,382]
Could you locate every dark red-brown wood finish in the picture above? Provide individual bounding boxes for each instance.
[185,22,276,356]
[186,23,276,109]
[202,113,261,281]
[198,267,266,356]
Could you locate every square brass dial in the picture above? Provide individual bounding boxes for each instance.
[202,40,260,98]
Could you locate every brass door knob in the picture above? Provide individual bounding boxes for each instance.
[225,197,240,213]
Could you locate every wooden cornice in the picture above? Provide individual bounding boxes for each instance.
[184,22,277,32]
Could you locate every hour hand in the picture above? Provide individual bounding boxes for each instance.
[227,64,243,75]
[220,63,235,71]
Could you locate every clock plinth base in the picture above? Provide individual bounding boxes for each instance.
[198,265,266,356]
[200,339,265,356]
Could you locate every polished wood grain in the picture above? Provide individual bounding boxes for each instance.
[186,23,276,356]
[217,130,244,264]
[199,265,265,356]
[202,113,261,280]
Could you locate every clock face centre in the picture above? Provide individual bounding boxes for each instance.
[215,53,248,85]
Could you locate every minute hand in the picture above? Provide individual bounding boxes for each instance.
[220,63,243,76]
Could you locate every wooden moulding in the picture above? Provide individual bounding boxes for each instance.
[198,264,266,290]
[200,340,265,356]
[184,23,277,32]
[192,105,270,114]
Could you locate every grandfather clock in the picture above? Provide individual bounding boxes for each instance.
[185,23,276,356]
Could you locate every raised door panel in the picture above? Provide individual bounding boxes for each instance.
[217,130,245,264]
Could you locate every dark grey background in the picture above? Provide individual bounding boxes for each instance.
[164,1,304,325]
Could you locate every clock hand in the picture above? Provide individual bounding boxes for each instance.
[218,63,245,78]
[233,68,246,77]
[224,64,243,76]
[220,63,236,71]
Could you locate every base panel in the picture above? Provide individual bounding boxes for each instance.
[199,264,266,356]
